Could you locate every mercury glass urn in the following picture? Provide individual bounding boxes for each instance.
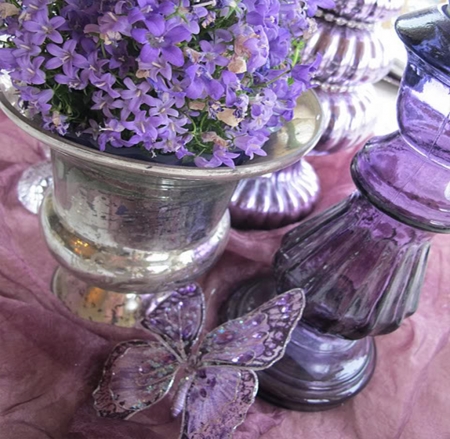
[230,0,402,230]
[225,4,450,410]
[0,89,322,328]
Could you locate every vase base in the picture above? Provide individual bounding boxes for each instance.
[52,267,170,327]
[223,275,376,411]
[41,191,231,294]
[229,160,320,230]
[17,160,53,214]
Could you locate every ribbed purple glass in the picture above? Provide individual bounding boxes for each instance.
[275,192,432,339]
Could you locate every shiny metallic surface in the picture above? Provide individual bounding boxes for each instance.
[0,89,323,326]
[311,84,377,155]
[17,160,53,214]
[323,0,404,23]
[230,160,320,230]
[52,268,170,327]
[229,94,325,229]
[303,19,392,87]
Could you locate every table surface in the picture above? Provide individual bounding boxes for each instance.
[0,82,449,439]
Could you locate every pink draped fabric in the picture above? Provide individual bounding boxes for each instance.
[0,109,449,439]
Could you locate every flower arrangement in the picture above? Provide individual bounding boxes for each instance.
[0,0,327,167]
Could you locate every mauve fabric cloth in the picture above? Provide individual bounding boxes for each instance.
[0,109,449,439]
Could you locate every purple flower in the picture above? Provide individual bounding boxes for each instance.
[185,65,224,100]
[199,40,228,73]
[120,78,153,112]
[46,40,88,75]
[97,11,131,42]
[122,111,162,147]
[43,111,69,135]
[194,146,240,168]
[291,54,322,86]
[19,86,53,115]
[147,93,179,123]
[91,91,123,118]
[158,115,189,139]
[91,73,120,98]
[55,69,89,89]
[106,40,136,77]
[12,33,41,58]
[132,23,191,67]
[85,50,109,81]
[12,56,46,84]
[234,133,268,159]
[22,0,50,11]
[154,135,191,155]
[0,48,16,70]
[138,57,172,82]
[23,14,66,45]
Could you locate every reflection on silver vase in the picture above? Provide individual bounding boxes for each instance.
[0,89,323,327]
[230,160,320,230]
[17,158,53,214]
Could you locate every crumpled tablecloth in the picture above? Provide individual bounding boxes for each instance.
[1,108,449,439]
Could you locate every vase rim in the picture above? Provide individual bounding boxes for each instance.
[0,89,324,181]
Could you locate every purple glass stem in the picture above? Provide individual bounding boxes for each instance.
[229,159,320,230]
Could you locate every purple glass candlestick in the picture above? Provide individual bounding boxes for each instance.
[225,4,450,411]
[275,192,432,339]
[223,276,376,411]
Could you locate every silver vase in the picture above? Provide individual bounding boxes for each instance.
[0,89,323,327]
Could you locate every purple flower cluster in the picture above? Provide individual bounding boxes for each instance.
[0,0,328,167]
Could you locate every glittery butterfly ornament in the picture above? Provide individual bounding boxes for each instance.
[93,283,305,439]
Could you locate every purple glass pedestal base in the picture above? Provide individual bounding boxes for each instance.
[223,276,376,411]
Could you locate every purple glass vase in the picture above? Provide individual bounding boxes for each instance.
[225,4,450,410]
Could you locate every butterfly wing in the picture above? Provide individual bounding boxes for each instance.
[200,289,305,369]
[142,283,205,356]
[93,340,179,419]
[180,367,258,439]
